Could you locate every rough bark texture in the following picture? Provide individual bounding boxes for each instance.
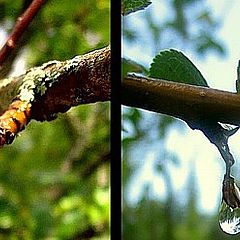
[0,46,110,146]
[30,45,111,121]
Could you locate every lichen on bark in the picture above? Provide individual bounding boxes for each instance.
[0,45,111,146]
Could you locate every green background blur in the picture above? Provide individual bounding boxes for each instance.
[0,0,110,239]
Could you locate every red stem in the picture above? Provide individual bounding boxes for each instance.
[0,0,46,67]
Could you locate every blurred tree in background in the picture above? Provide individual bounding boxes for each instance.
[0,0,109,239]
[122,0,240,239]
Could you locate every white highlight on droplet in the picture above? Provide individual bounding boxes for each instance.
[219,201,240,234]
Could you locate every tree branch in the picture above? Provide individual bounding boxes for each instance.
[0,46,110,146]
[122,75,240,126]
[0,0,47,69]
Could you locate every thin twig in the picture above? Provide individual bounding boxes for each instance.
[122,75,240,126]
[0,0,47,68]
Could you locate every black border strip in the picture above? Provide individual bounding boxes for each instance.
[110,0,122,238]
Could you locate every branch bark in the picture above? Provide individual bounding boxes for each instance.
[0,46,110,146]
[122,75,240,126]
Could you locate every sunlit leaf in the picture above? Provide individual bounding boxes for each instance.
[149,49,209,87]
[121,0,151,15]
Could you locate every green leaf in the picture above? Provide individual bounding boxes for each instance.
[121,0,151,16]
[149,49,209,87]
[122,58,148,79]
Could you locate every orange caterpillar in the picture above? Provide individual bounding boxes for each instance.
[0,99,31,146]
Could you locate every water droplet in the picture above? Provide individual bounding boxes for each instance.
[219,200,240,234]
[219,176,240,234]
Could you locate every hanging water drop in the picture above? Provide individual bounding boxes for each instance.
[219,200,240,234]
[219,175,240,234]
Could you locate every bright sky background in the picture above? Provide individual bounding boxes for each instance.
[0,29,26,77]
[123,0,240,214]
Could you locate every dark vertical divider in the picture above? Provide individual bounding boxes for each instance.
[111,0,122,238]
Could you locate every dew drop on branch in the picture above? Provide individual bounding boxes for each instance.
[219,200,240,234]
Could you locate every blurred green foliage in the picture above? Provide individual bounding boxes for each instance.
[0,0,109,239]
[123,0,225,57]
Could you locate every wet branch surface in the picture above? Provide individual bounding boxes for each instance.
[122,75,240,126]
